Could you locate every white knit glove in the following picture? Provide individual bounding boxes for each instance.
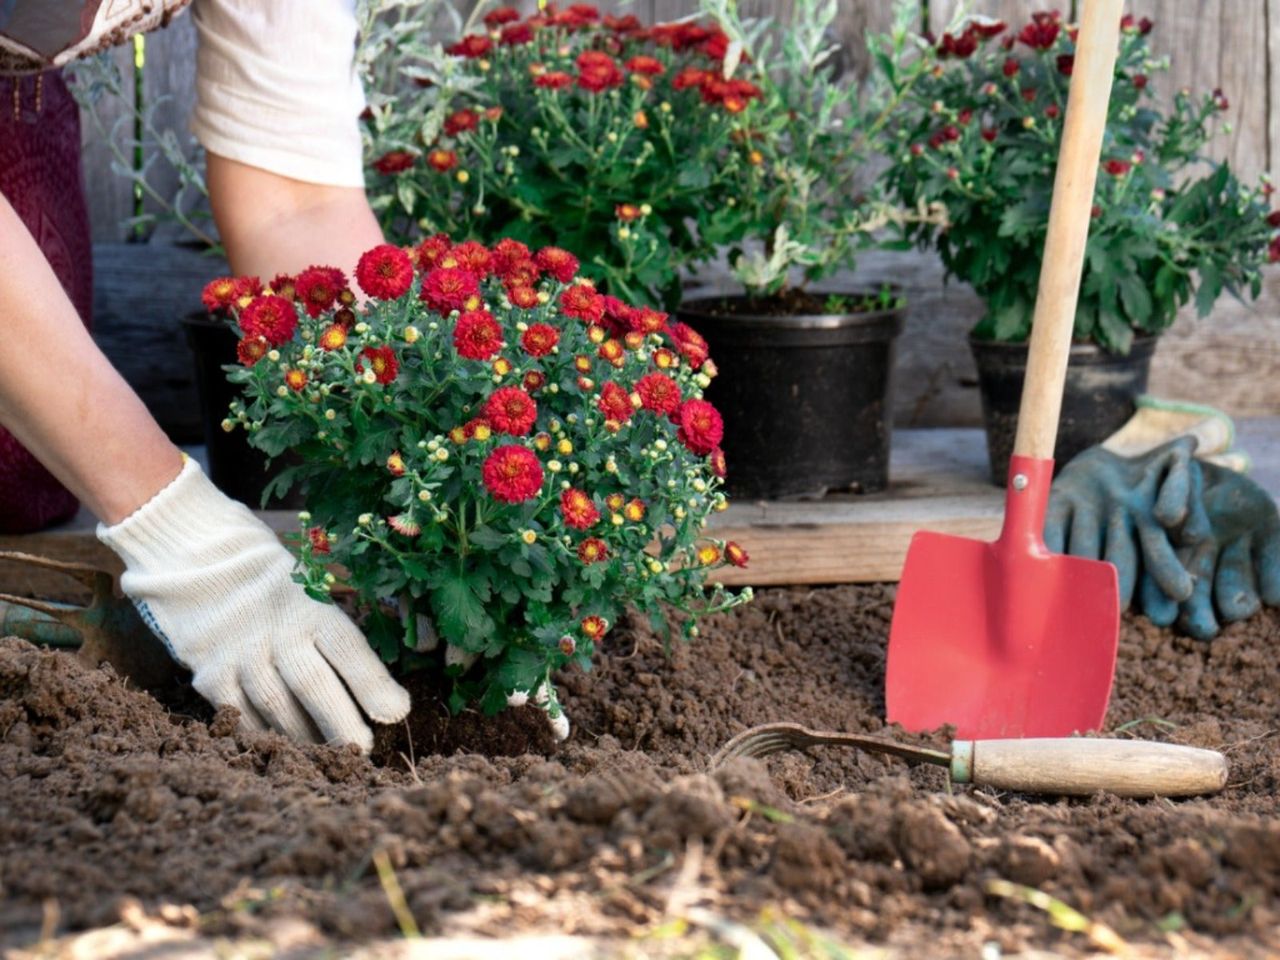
[97,457,410,751]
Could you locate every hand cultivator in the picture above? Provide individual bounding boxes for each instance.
[0,550,182,693]
[713,722,1228,799]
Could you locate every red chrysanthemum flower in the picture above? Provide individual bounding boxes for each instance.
[668,322,709,370]
[485,386,538,436]
[491,238,532,276]
[560,488,600,530]
[605,493,625,513]
[697,543,722,566]
[521,322,560,357]
[535,246,580,283]
[444,108,479,137]
[483,445,544,503]
[725,541,749,568]
[1268,236,1280,264]
[484,6,520,27]
[636,372,681,415]
[604,13,641,33]
[267,273,296,299]
[451,240,492,277]
[239,295,299,346]
[387,451,406,476]
[1017,11,1060,50]
[318,324,348,351]
[414,234,453,272]
[291,266,347,319]
[576,50,624,92]
[357,346,400,384]
[428,148,459,173]
[523,370,547,392]
[628,307,668,334]
[709,446,727,478]
[938,27,978,59]
[448,34,492,58]
[508,285,541,309]
[1002,56,1020,78]
[373,150,417,175]
[201,276,240,313]
[1057,53,1074,76]
[500,22,534,45]
[1103,158,1132,176]
[596,381,633,423]
[625,54,665,76]
[652,347,678,370]
[534,70,574,90]
[581,615,608,639]
[284,368,307,392]
[421,267,481,314]
[355,244,415,300]
[577,537,608,564]
[676,399,724,455]
[388,513,421,537]
[623,498,645,522]
[502,258,541,288]
[560,284,605,323]
[672,66,708,90]
[308,526,331,555]
[598,340,624,366]
[237,335,269,366]
[453,310,504,360]
[615,203,642,222]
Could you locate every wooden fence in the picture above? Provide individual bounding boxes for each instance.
[81,1,1280,438]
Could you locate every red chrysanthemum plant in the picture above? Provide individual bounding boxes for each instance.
[359,1,766,307]
[210,237,751,737]
[879,10,1278,353]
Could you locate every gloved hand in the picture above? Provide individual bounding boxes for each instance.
[98,457,410,751]
[1138,461,1280,640]
[1045,436,1212,608]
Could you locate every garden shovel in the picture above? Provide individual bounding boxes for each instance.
[885,0,1124,738]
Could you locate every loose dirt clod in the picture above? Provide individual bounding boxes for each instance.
[1,584,1278,956]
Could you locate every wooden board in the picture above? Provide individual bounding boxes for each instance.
[7,421,1280,600]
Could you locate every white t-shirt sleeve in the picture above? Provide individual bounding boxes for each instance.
[190,0,366,188]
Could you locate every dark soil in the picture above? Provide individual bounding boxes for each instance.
[2,585,1278,956]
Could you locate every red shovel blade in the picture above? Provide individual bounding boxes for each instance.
[885,457,1119,739]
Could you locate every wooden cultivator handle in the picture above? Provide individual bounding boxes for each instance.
[1013,0,1125,461]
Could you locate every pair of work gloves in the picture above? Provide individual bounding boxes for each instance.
[1047,396,1280,639]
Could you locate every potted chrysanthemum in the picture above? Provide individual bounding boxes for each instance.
[216,236,751,736]
[674,0,940,499]
[880,10,1278,482]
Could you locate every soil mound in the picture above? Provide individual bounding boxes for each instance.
[2,586,1278,956]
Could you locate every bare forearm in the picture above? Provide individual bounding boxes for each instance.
[0,196,182,523]
[206,153,384,280]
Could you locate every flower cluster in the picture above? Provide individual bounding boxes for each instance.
[362,3,763,307]
[207,236,750,729]
[882,11,1277,353]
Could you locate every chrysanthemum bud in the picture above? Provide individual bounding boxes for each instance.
[358,513,373,526]
[403,325,420,343]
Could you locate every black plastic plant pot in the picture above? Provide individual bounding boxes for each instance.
[970,334,1158,486]
[676,294,905,500]
[181,311,303,509]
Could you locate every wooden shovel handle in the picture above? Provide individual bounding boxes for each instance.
[953,738,1228,798]
[1013,0,1125,461]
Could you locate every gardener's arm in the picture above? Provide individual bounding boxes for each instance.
[205,154,383,278]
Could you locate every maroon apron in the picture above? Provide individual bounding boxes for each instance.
[0,69,92,532]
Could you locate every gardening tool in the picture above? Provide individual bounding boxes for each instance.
[884,0,1125,739]
[0,550,184,693]
[712,723,1228,799]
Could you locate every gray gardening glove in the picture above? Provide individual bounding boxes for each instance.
[1139,461,1280,639]
[1045,437,1212,609]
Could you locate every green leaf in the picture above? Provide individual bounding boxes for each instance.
[468,525,508,550]
[1194,263,1223,317]
[429,570,495,649]
[1116,274,1153,325]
